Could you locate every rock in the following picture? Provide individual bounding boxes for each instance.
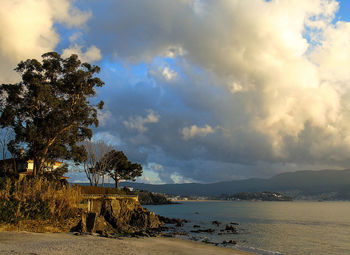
[172,231,189,236]
[195,212,199,214]
[212,220,221,226]
[193,225,200,228]
[71,197,163,236]
[190,236,198,241]
[132,231,150,237]
[70,211,88,233]
[200,237,210,243]
[218,232,236,235]
[222,240,237,245]
[158,216,187,227]
[100,199,163,233]
[224,225,237,232]
[190,228,215,233]
[230,222,239,225]
[162,233,175,237]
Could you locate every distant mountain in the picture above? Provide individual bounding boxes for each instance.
[117,169,350,200]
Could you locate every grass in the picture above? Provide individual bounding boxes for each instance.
[0,177,81,225]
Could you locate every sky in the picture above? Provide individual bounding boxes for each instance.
[1,0,350,184]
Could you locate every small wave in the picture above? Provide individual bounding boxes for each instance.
[236,245,285,255]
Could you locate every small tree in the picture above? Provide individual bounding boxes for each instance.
[0,52,104,176]
[82,140,113,186]
[103,150,142,190]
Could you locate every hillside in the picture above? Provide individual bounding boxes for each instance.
[118,169,350,200]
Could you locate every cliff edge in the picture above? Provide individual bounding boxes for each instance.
[72,196,163,236]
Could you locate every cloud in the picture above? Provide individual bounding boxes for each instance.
[97,110,113,127]
[87,0,350,183]
[0,0,90,83]
[151,163,164,171]
[4,0,350,183]
[123,110,159,133]
[62,44,102,62]
[182,124,216,140]
[161,67,177,81]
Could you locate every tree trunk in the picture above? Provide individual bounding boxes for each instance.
[115,178,119,190]
[33,159,41,177]
[102,175,105,187]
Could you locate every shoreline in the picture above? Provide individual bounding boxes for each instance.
[170,199,224,202]
[0,231,252,255]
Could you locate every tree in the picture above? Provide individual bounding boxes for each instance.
[0,52,104,176]
[82,140,113,186]
[102,150,142,190]
[0,127,14,160]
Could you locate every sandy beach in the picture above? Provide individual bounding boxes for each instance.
[0,231,250,255]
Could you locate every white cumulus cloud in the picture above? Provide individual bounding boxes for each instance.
[123,110,159,133]
[182,124,216,140]
[0,0,90,83]
[62,44,102,63]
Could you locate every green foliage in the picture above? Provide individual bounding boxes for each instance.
[136,190,172,205]
[101,150,143,189]
[0,52,104,176]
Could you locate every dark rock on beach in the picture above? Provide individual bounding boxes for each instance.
[158,215,188,227]
[190,228,215,233]
[212,220,221,226]
[225,224,237,232]
[222,240,237,245]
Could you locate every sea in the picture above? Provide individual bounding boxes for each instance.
[144,201,350,255]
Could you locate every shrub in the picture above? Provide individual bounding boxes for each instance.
[77,185,134,195]
[0,177,81,223]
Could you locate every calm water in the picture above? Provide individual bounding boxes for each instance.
[144,201,350,255]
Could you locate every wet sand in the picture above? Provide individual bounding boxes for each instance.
[0,231,250,255]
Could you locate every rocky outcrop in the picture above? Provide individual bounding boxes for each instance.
[72,197,163,236]
[157,216,188,227]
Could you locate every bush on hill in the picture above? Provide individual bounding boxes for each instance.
[135,190,173,205]
[77,185,134,195]
[0,177,81,227]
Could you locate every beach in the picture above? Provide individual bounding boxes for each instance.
[0,231,250,255]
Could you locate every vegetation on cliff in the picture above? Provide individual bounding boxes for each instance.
[0,177,82,231]
[77,185,173,205]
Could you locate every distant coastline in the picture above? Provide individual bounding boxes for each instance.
[112,169,350,201]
